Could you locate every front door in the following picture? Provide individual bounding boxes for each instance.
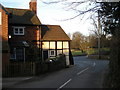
[43,50,48,60]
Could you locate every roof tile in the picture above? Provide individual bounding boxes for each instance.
[41,25,71,41]
[5,8,41,25]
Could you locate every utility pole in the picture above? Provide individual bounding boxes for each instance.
[98,10,101,59]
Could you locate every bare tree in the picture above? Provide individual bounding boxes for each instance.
[71,32,89,52]
[41,0,101,21]
[41,0,107,57]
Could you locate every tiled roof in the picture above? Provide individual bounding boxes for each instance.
[5,8,41,25]
[41,25,71,41]
[0,4,9,15]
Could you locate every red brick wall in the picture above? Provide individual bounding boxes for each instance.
[0,8,8,41]
[29,1,37,14]
[9,25,41,46]
[0,7,10,65]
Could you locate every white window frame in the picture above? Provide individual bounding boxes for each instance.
[50,50,55,56]
[13,27,25,35]
[10,48,16,59]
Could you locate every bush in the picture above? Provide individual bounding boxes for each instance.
[45,54,66,72]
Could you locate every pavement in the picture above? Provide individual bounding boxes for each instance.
[2,76,33,88]
[2,69,68,88]
[2,65,74,89]
[2,66,74,89]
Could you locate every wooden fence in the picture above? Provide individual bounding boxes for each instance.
[3,54,66,77]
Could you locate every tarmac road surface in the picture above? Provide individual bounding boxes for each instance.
[3,56,109,89]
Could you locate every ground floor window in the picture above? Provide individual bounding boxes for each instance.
[16,48,24,60]
[42,41,70,61]
[50,50,55,56]
[10,48,16,59]
[10,48,25,61]
[57,50,62,55]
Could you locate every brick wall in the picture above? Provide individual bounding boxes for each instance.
[8,25,41,62]
[9,25,41,46]
[0,7,8,41]
[0,6,10,69]
[29,0,37,14]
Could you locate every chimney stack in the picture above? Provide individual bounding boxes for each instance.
[29,0,37,14]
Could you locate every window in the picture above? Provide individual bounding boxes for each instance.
[50,50,55,56]
[13,27,25,35]
[50,42,55,49]
[43,42,49,49]
[57,50,62,55]
[63,49,69,55]
[16,48,24,60]
[51,51,54,55]
[57,41,62,49]
[10,48,25,61]
[10,48,16,59]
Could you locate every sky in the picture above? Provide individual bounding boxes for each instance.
[0,0,95,36]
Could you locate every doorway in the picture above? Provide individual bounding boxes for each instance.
[43,50,48,60]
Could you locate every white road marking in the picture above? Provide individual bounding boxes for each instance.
[93,62,96,67]
[57,78,72,90]
[77,67,89,75]
[25,77,32,80]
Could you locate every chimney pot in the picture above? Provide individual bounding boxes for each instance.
[29,0,37,14]
[31,0,36,2]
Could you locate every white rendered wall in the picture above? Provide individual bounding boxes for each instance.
[42,41,70,66]
[63,41,69,66]
[42,42,49,49]
[63,49,69,55]
[66,56,70,66]
[63,41,69,48]
[57,50,62,55]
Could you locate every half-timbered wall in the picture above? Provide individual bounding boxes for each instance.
[42,41,70,66]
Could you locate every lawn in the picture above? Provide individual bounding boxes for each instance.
[87,48,110,55]
[71,50,86,56]
[71,48,110,56]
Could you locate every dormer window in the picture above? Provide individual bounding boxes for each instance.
[13,27,25,35]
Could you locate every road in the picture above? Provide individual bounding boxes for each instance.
[7,56,109,89]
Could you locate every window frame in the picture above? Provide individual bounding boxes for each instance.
[13,27,25,35]
[50,50,55,56]
[10,48,16,59]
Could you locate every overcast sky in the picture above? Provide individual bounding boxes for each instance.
[0,0,95,36]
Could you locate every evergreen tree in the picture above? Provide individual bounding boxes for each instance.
[100,2,120,88]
